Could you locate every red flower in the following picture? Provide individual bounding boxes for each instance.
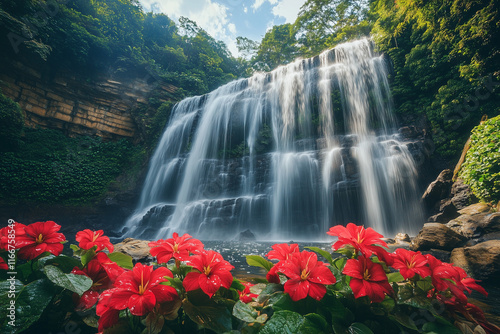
[278,251,336,301]
[71,258,113,310]
[75,229,114,253]
[106,263,177,316]
[391,248,431,279]
[95,252,126,282]
[183,250,234,298]
[239,282,258,303]
[16,221,66,260]
[0,257,8,270]
[149,232,204,263]
[327,223,388,257]
[96,289,120,332]
[343,255,393,303]
[0,222,26,250]
[266,243,299,261]
[266,243,299,283]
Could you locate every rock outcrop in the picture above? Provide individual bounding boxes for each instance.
[450,240,500,280]
[410,223,468,251]
[0,61,180,141]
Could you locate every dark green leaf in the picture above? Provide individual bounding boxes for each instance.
[259,310,304,334]
[43,265,92,296]
[183,299,232,333]
[348,322,374,334]
[0,279,56,333]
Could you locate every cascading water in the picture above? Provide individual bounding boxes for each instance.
[122,38,423,241]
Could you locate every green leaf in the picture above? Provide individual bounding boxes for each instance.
[305,247,333,264]
[336,246,354,258]
[0,279,56,333]
[422,316,461,334]
[246,255,274,271]
[332,257,347,271]
[81,248,96,266]
[387,272,405,283]
[43,265,92,296]
[183,299,232,333]
[416,279,434,293]
[259,310,303,334]
[233,300,266,323]
[388,313,418,331]
[303,313,329,332]
[348,322,374,334]
[44,255,81,273]
[107,252,134,270]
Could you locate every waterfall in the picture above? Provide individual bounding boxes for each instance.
[121,38,423,241]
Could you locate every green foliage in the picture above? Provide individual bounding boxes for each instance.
[0,0,241,95]
[294,0,371,57]
[370,0,500,159]
[0,92,24,151]
[459,115,500,203]
[0,128,141,204]
[255,24,299,70]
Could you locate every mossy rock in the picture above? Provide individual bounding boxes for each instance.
[459,115,500,203]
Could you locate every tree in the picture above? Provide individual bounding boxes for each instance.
[255,24,298,70]
[294,0,370,57]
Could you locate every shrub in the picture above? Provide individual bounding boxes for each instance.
[0,92,24,152]
[459,115,500,203]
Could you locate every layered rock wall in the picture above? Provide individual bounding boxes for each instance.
[0,62,179,141]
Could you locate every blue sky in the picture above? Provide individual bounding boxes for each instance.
[137,0,306,56]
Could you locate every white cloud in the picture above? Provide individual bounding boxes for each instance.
[243,6,248,13]
[272,0,304,23]
[139,0,238,56]
[251,0,278,11]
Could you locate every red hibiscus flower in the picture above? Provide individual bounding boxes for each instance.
[105,263,177,316]
[71,258,113,310]
[266,243,299,283]
[343,255,393,303]
[149,232,204,264]
[278,250,336,301]
[238,282,258,303]
[391,248,431,279]
[327,223,388,258]
[96,289,120,332]
[16,221,66,260]
[94,252,126,282]
[0,257,8,270]
[266,243,299,261]
[75,229,114,253]
[183,250,234,298]
[0,222,27,251]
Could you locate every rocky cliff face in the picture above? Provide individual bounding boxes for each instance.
[0,61,179,141]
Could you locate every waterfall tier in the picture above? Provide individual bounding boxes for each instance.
[122,38,423,241]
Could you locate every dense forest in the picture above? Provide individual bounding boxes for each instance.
[0,0,499,205]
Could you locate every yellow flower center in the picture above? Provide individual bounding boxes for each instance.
[300,269,310,281]
[357,232,364,244]
[173,243,179,253]
[36,234,44,244]
[203,265,211,276]
[92,231,100,242]
[363,269,371,281]
[138,271,148,295]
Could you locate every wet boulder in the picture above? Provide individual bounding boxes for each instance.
[410,223,467,251]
